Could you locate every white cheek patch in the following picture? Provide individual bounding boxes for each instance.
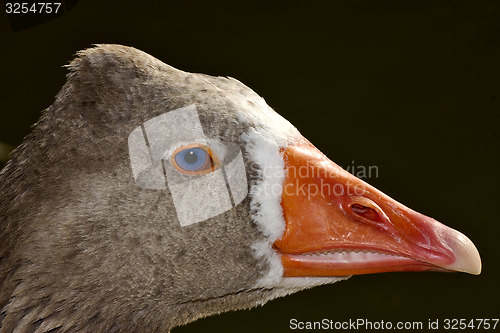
[243,129,287,242]
[242,128,288,288]
[128,105,248,226]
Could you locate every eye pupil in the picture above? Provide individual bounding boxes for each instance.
[184,150,198,164]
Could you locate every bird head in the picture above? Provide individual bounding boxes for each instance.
[0,45,480,332]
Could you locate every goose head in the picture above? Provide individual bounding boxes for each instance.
[0,45,481,332]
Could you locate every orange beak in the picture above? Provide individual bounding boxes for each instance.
[275,140,481,277]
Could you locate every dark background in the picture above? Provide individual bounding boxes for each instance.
[1,1,499,332]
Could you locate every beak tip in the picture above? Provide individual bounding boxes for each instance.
[443,229,482,275]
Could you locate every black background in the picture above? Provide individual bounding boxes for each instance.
[1,1,499,332]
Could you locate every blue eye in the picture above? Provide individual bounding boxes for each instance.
[172,145,217,174]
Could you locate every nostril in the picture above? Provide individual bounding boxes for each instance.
[347,196,390,230]
[351,204,380,222]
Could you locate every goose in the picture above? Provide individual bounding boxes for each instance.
[0,44,481,333]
